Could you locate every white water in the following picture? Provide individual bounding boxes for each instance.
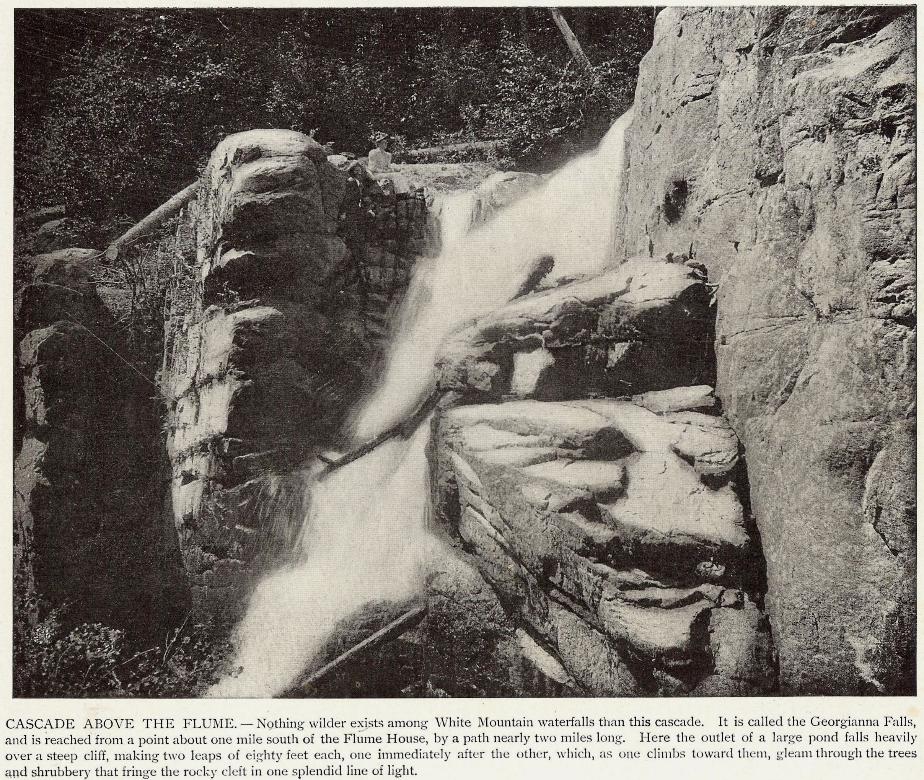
[209,109,632,698]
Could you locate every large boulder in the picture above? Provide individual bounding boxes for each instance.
[161,130,456,618]
[431,389,774,696]
[436,256,714,400]
[617,6,915,693]
[14,254,183,633]
[162,131,363,617]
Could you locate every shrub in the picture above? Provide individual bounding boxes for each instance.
[14,597,235,698]
[17,8,654,217]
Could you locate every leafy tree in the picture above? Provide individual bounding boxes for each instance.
[16,8,653,220]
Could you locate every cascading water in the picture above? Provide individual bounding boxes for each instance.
[209,109,633,698]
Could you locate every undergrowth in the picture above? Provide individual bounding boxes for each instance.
[14,597,236,698]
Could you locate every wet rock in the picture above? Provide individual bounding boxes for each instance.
[161,130,491,618]
[431,394,772,694]
[471,171,544,225]
[422,553,577,696]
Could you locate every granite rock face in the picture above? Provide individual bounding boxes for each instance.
[160,131,480,618]
[13,249,183,632]
[430,389,774,696]
[14,249,109,334]
[162,131,363,617]
[436,257,714,401]
[421,553,579,697]
[617,6,915,693]
[425,247,773,696]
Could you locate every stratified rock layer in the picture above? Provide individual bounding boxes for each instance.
[437,257,715,400]
[431,388,774,696]
[161,132,486,618]
[163,132,356,616]
[617,6,915,693]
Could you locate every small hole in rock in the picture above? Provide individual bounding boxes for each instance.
[663,179,689,224]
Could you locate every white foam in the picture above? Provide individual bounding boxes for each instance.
[209,109,634,698]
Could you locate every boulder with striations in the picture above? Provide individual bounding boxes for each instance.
[436,256,714,401]
[430,388,774,696]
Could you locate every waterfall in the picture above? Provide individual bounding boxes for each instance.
[209,109,633,698]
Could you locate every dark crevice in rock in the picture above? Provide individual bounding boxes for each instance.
[870,503,901,559]
[663,179,689,223]
[727,454,768,604]
[757,170,781,188]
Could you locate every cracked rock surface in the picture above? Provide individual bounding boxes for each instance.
[161,130,497,619]
[618,6,915,693]
[436,257,715,400]
[430,387,774,696]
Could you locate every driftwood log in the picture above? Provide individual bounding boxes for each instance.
[318,388,446,475]
[295,602,427,695]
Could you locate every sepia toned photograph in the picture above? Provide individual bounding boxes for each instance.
[11,4,916,699]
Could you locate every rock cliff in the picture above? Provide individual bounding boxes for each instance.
[159,131,493,618]
[11,5,914,699]
[617,6,915,694]
[426,259,774,696]
[14,249,184,633]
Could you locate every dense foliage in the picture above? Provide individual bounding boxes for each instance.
[15,7,653,219]
[14,597,235,697]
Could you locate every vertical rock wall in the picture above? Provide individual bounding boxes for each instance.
[160,131,438,619]
[14,249,183,632]
[617,6,915,693]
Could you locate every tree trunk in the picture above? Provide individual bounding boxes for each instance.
[548,7,598,86]
[105,181,200,262]
[518,7,535,51]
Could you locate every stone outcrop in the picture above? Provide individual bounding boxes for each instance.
[161,131,363,617]
[160,131,489,618]
[14,248,183,632]
[425,257,774,695]
[421,554,578,696]
[436,257,714,400]
[617,6,915,693]
[429,389,773,696]
[12,6,913,700]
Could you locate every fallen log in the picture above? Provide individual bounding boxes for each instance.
[105,181,200,261]
[296,602,427,694]
[318,387,445,475]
